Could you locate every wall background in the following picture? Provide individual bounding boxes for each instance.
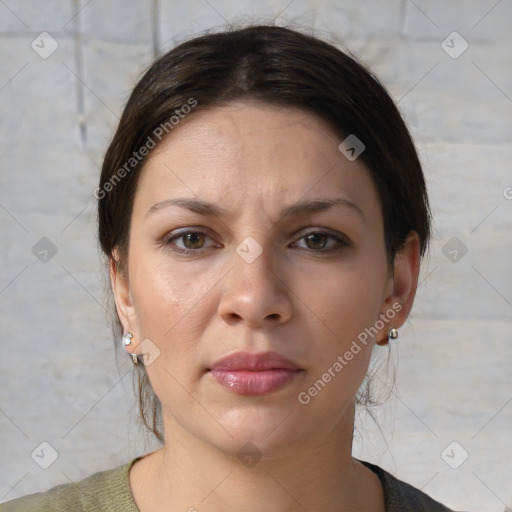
[1,1,511,510]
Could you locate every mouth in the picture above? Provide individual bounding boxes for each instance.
[207,351,304,396]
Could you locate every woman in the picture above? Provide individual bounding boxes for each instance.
[2,25,459,511]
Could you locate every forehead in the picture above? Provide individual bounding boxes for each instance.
[134,101,381,223]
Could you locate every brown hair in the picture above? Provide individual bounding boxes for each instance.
[98,25,431,442]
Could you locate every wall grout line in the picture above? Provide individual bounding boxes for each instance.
[152,0,160,58]
[73,0,87,145]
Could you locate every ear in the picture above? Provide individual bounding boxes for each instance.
[376,231,421,346]
[110,249,140,356]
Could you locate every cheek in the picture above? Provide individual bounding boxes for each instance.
[292,291,377,427]
[295,260,386,342]
[129,258,213,411]
[129,249,204,344]
[292,258,387,399]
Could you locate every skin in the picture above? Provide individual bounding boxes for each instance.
[111,100,420,512]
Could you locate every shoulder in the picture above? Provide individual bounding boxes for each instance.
[359,459,462,512]
[0,459,140,512]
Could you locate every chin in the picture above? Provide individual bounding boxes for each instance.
[206,406,308,460]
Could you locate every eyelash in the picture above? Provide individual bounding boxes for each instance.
[162,228,349,255]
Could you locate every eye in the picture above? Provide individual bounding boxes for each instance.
[163,230,219,253]
[292,231,348,252]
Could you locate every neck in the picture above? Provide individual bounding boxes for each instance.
[130,403,384,512]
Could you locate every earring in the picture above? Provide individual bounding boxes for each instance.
[388,328,398,340]
[122,332,133,346]
[122,332,139,366]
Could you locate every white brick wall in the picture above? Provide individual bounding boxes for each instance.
[1,1,511,510]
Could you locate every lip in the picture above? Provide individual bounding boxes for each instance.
[210,351,301,371]
[208,351,303,396]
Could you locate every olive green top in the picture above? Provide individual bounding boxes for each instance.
[0,458,457,511]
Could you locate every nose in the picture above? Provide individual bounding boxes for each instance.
[217,242,293,329]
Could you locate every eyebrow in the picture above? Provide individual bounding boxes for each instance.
[146,197,365,221]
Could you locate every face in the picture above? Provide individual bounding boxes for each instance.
[112,101,418,460]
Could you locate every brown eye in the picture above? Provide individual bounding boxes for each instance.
[182,232,206,249]
[164,230,218,253]
[293,231,348,253]
[304,233,328,250]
